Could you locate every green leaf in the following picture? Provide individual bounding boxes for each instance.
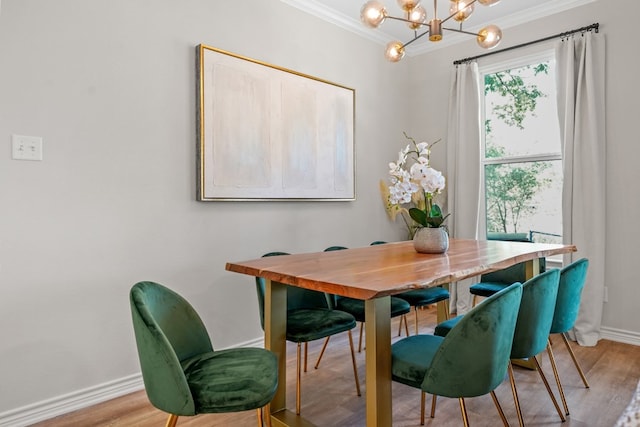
[430,204,443,218]
[409,208,427,227]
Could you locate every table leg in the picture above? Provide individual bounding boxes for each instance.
[365,297,392,427]
[265,281,316,427]
[525,258,541,280]
[512,259,542,371]
[265,280,288,413]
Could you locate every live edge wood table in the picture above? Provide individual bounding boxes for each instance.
[226,238,576,427]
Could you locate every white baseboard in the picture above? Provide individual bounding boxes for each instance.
[0,337,264,427]
[0,374,144,427]
[601,326,640,346]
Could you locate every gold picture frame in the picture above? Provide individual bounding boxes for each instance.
[196,44,355,201]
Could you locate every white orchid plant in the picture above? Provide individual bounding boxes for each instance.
[382,132,449,238]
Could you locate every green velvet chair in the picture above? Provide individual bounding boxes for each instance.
[435,268,565,426]
[255,252,361,415]
[394,286,451,335]
[546,258,590,416]
[391,282,523,426]
[323,245,412,351]
[130,281,278,427]
[369,241,449,335]
[469,232,546,307]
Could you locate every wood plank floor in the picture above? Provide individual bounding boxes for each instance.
[33,307,640,426]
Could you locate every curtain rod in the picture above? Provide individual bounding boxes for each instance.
[453,22,599,65]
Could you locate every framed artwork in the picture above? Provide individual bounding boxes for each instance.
[196,44,355,201]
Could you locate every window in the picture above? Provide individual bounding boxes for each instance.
[481,52,563,246]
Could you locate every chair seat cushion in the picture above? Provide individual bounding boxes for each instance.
[181,348,278,413]
[396,287,450,307]
[433,315,462,337]
[391,334,444,388]
[336,296,411,322]
[469,282,509,297]
[286,308,356,342]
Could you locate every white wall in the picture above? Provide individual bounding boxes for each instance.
[0,0,410,417]
[408,1,640,337]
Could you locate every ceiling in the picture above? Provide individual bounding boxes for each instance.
[280,0,596,56]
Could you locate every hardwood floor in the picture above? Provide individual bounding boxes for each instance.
[33,307,640,426]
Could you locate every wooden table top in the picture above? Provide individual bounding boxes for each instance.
[226,238,576,300]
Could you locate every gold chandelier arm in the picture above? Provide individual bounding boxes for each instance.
[402,28,431,49]
[444,27,480,37]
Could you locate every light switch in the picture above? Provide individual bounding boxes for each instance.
[12,134,43,161]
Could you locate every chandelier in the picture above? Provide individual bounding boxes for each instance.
[360,0,503,62]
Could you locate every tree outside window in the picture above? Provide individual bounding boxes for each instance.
[482,54,563,244]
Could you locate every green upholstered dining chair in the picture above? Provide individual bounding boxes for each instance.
[469,232,546,307]
[545,258,590,416]
[435,268,565,426]
[368,241,449,335]
[395,286,450,335]
[130,281,278,427]
[255,252,361,415]
[391,282,523,426]
[322,245,412,351]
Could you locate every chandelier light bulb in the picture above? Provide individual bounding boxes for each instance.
[477,24,502,49]
[406,5,427,30]
[478,0,501,5]
[361,1,387,28]
[450,0,474,22]
[397,0,420,11]
[385,41,405,62]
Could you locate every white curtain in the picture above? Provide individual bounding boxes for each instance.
[446,62,483,315]
[555,31,606,346]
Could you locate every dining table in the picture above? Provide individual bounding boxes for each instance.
[225,238,576,427]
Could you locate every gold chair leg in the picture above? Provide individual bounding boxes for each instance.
[296,343,302,415]
[508,362,525,427]
[490,390,509,427]
[414,307,420,335]
[398,314,410,337]
[257,407,263,427]
[420,391,426,425]
[358,322,364,352]
[304,342,308,372]
[430,394,437,418]
[404,314,410,336]
[347,330,361,396]
[458,397,470,427]
[561,332,590,388]
[165,414,178,427]
[532,355,566,422]
[547,339,570,415]
[314,336,331,369]
[263,403,272,427]
[472,294,478,307]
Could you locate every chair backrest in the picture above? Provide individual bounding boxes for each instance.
[130,281,213,415]
[324,245,348,251]
[481,233,546,284]
[550,258,589,334]
[255,252,331,330]
[422,283,523,398]
[510,268,561,359]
